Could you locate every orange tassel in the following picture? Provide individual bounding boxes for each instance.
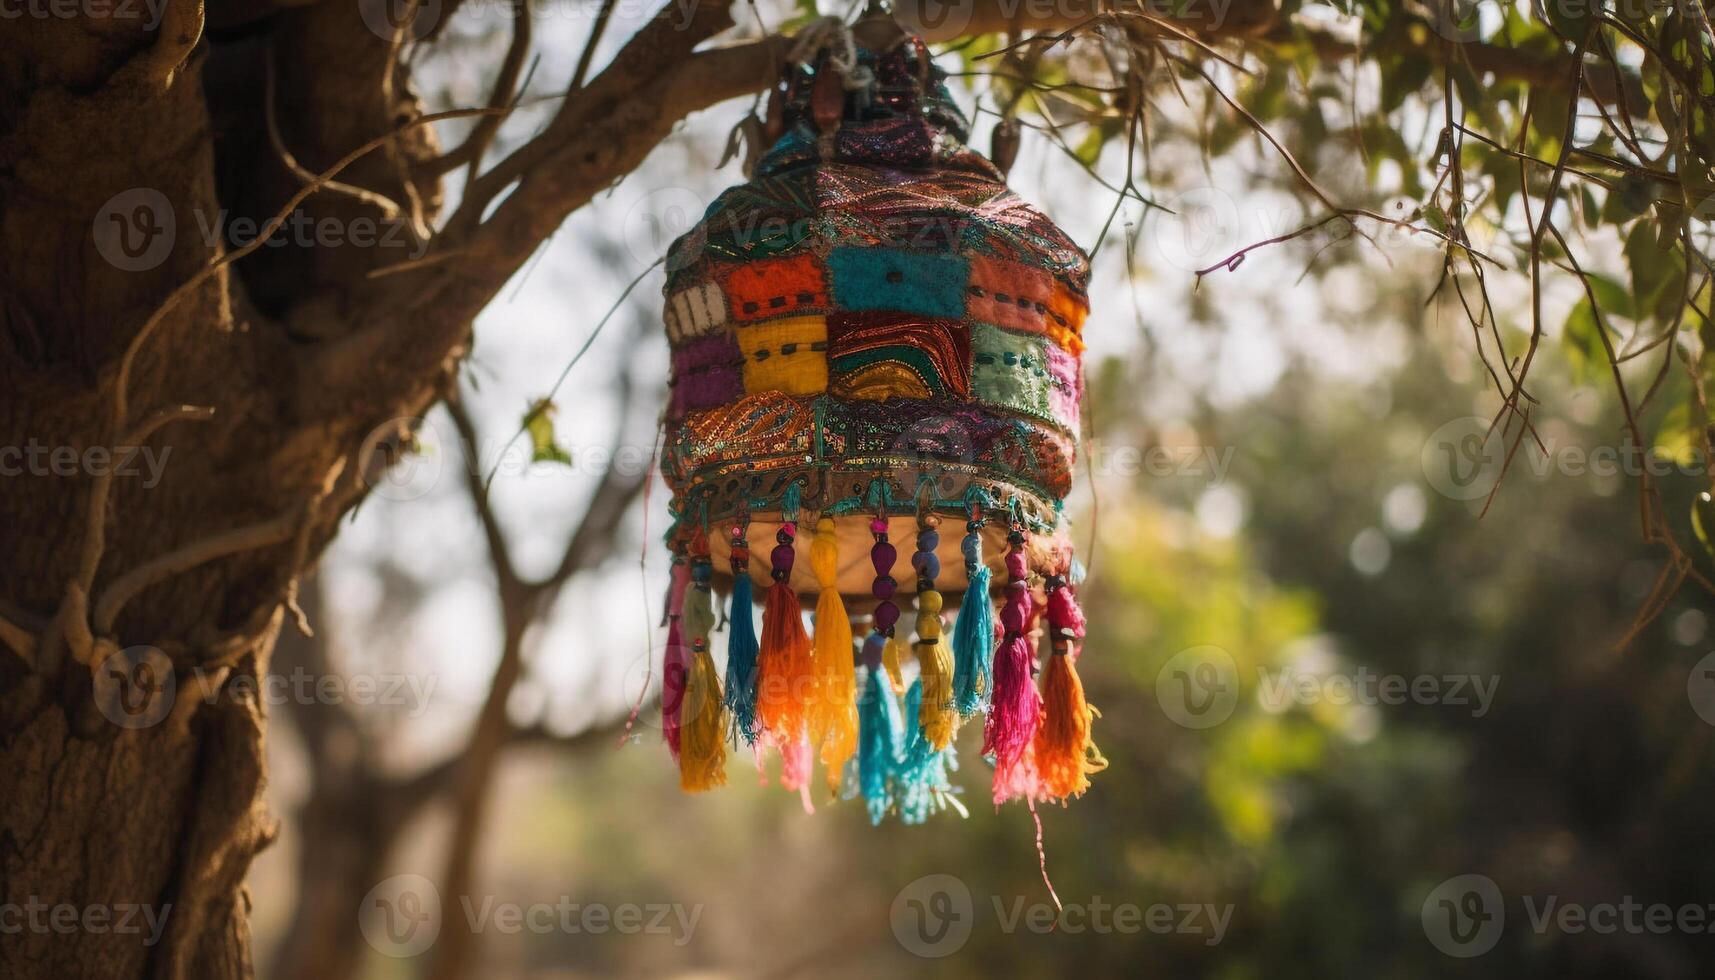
[756,520,812,741]
[1034,650,1105,801]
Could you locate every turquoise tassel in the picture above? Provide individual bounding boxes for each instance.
[724,574,761,743]
[856,634,903,825]
[952,527,993,715]
[896,679,967,824]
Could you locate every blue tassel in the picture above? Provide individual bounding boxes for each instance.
[856,633,903,825]
[896,680,967,824]
[952,528,994,715]
[724,574,761,743]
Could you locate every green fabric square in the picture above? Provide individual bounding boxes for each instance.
[970,322,1051,418]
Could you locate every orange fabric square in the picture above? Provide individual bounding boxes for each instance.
[724,255,828,323]
[1046,281,1089,355]
[968,256,1050,334]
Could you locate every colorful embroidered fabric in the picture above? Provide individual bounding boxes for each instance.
[658,31,1103,820]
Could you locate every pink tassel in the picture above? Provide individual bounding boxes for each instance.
[773,730,816,814]
[983,533,1042,799]
[662,560,691,759]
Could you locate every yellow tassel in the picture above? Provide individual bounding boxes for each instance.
[882,632,907,696]
[914,588,957,751]
[806,517,858,792]
[679,642,729,792]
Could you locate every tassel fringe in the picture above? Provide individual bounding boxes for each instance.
[678,559,728,791]
[662,560,691,760]
[913,522,956,750]
[724,523,761,743]
[951,521,993,715]
[807,517,858,793]
[1034,575,1103,800]
[756,521,812,741]
[983,532,1042,800]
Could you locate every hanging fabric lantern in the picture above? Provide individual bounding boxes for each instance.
[657,21,1104,821]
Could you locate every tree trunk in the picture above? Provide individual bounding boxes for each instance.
[0,623,278,978]
[0,2,788,976]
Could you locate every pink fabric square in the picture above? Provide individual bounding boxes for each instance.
[1046,343,1081,430]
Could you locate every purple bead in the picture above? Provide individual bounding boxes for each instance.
[917,529,939,551]
[869,516,889,535]
[771,543,796,571]
[874,601,900,631]
[872,575,897,600]
[870,542,897,574]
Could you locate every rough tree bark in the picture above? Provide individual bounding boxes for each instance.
[0,0,1611,976]
[0,1,770,975]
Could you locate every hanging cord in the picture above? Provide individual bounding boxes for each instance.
[788,16,875,91]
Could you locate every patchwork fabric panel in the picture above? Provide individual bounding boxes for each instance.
[968,255,1050,334]
[664,282,727,343]
[698,180,816,260]
[1045,343,1081,430]
[670,332,743,417]
[970,322,1051,419]
[1046,282,1089,355]
[737,316,829,395]
[670,392,816,480]
[658,38,1092,535]
[827,246,968,319]
[725,254,828,323]
[829,312,970,401]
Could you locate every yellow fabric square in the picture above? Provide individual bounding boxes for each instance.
[738,316,828,395]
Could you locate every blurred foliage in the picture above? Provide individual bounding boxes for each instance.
[920,0,1715,604]
[359,315,1715,978]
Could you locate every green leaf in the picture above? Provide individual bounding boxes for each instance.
[1586,271,1635,321]
[524,398,573,466]
[1694,491,1715,559]
[1656,402,1699,468]
[1625,219,1689,326]
[1580,185,1601,228]
[1561,298,1607,383]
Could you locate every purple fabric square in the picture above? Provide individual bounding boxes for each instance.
[670,333,743,417]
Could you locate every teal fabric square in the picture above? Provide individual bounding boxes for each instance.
[970,322,1052,418]
[827,247,968,319]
